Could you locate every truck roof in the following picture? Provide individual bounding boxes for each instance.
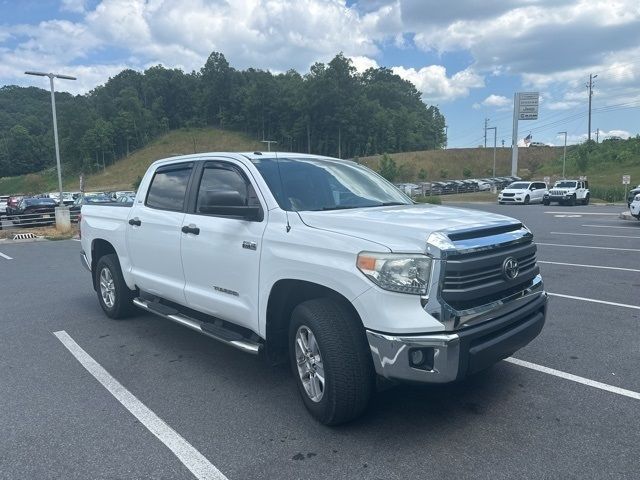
[148,152,356,169]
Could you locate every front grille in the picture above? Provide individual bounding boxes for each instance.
[549,189,565,196]
[501,193,515,197]
[441,240,539,310]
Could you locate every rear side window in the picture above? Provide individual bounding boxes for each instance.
[146,165,192,211]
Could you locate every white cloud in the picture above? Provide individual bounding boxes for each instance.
[473,94,511,109]
[392,65,484,102]
[349,56,379,73]
[61,0,88,13]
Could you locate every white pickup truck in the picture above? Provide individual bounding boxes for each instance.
[80,152,547,425]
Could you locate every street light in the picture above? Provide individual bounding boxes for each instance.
[261,140,277,152]
[558,131,567,179]
[24,71,76,207]
[486,126,497,177]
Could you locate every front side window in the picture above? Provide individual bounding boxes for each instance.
[251,157,411,212]
[146,165,192,211]
[196,165,260,213]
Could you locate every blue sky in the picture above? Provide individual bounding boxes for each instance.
[1,0,638,148]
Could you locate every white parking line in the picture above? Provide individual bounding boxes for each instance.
[53,331,227,480]
[538,261,640,273]
[548,293,640,310]
[0,251,13,260]
[537,243,640,252]
[545,211,619,215]
[551,232,640,239]
[506,358,640,401]
[583,224,640,230]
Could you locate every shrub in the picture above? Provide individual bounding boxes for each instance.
[133,175,143,190]
[462,167,472,178]
[378,153,398,182]
[415,195,442,205]
[439,169,449,179]
[418,168,428,180]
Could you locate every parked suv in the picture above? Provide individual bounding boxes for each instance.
[627,185,640,208]
[498,181,547,205]
[544,180,590,206]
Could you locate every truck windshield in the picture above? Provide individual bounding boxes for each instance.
[555,181,577,188]
[251,157,412,212]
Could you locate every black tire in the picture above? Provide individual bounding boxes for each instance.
[543,198,550,206]
[583,194,590,205]
[289,298,374,425]
[95,254,136,319]
[524,195,530,205]
[569,194,576,206]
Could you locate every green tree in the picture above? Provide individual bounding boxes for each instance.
[378,153,398,182]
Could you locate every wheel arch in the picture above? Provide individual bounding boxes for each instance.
[90,239,117,290]
[264,279,364,365]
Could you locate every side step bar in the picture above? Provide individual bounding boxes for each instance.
[132,298,262,355]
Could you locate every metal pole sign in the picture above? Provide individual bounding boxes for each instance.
[511,92,539,176]
[622,175,630,185]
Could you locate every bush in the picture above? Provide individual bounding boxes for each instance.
[378,153,398,182]
[415,195,442,205]
[418,168,428,180]
[589,185,627,203]
[439,169,449,179]
[462,167,472,178]
[132,175,143,190]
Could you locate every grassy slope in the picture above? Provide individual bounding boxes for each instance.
[360,145,640,188]
[0,128,263,194]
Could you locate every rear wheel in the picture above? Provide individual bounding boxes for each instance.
[289,298,374,425]
[95,254,136,319]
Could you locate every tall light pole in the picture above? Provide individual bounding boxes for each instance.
[586,74,597,142]
[261,140,277,152]
[25,71,76,207]
[558,131,567,179]
[444,124,448,149]
[486,127,497,176]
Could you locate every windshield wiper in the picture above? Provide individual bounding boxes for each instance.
[318,205,361,211]
[377,202,408,206]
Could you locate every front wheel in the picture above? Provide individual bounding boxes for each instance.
[95,254,136,319]
[568,194,576,206]
[524,195,530,205]
[289,298,374,425]
[543,198,550,206]
[583,194,590,205]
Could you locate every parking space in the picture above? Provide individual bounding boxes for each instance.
[1,203,639,479]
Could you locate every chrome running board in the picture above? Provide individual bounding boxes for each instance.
[132,298,262,355]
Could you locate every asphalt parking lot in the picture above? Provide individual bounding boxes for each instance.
[1,203,639,479]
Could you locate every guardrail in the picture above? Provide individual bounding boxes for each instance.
[0,210,80,229]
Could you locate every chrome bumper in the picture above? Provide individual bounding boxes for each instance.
[367,278,548,384]
[80,250,91,272]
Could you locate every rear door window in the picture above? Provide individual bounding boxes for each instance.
[146,164,193,211]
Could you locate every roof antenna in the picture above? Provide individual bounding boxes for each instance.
[274,152,291,233]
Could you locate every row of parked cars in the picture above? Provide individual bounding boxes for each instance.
[396,176,522,197]
[0,190,136,227]
[498,179,591,206]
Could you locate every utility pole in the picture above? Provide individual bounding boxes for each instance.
[487,126,497,177]
[596,128,599,143]
[444,125,448,149]
[558,131,567,179]
[586,73,597,141]
[261,140,278,152]
[484,118,489,148]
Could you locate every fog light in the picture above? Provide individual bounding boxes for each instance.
[409,347,435,370]
[410,349,424,365]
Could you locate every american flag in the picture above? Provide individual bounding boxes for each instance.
[524,133,532,146]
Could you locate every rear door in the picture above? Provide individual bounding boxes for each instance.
[126,162,194,304]
[181,159,267,331]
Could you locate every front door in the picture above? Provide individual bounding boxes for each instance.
[126,162,194,304]
[181,160,267,332]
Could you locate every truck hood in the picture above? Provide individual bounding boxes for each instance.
[297,204,520,252]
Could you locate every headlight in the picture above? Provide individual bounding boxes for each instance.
[635,194,640,201]
[357,252,432,295]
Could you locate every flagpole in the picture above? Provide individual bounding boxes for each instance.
[511,92,519,176]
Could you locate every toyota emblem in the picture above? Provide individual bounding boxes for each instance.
[502,257,519,280]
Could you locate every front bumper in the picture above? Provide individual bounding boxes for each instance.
[366,288,547,383]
